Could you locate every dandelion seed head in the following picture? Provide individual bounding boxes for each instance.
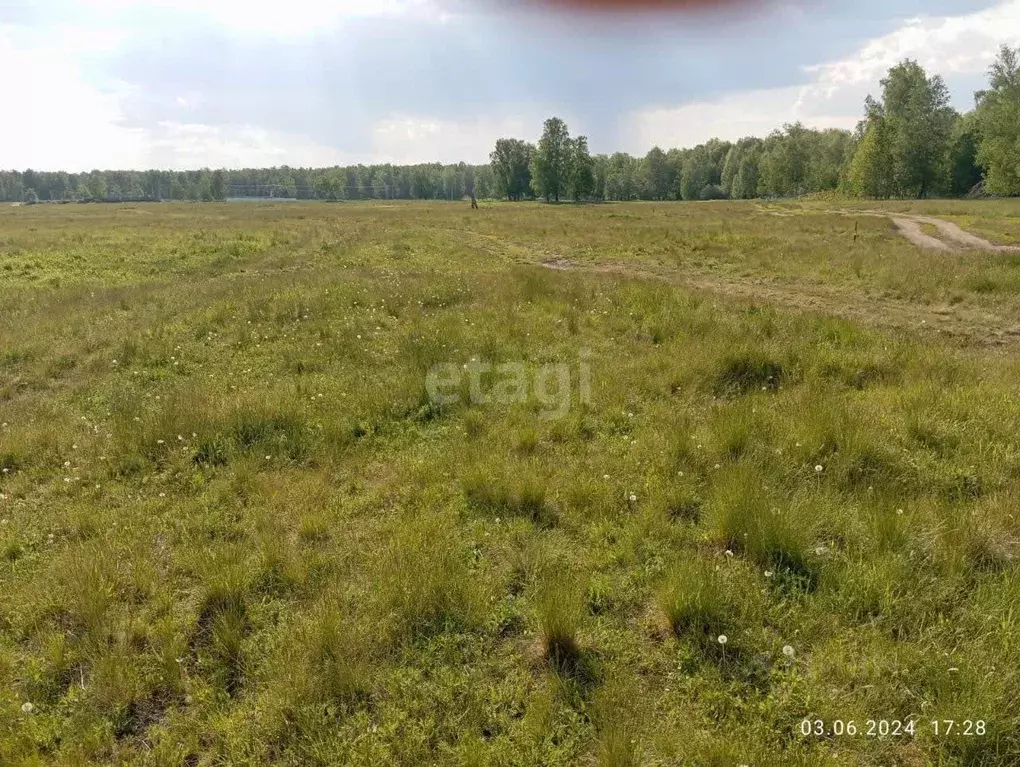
[21,702,34,714]
[783,645,795,657]
[717,635,728,645]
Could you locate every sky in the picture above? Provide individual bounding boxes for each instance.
[1,0,1019,171]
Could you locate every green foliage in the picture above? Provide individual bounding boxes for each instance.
[531,117,572,202]
[846,111,895,198]
[721,137,762,199]
[680,140,731,200]
[568,135,596,202]
[881,60,955,198]
[490,137,534,201]
[949,111,984,195]
[976,45,1020,196]
[6,46,1020,208]
[639,147,676,200]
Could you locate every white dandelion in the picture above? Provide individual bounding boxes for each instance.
[21,702,34,714]
[783,645,795,658]
[717,635,728,645]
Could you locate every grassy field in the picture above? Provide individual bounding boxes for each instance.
[2,199,1020,765]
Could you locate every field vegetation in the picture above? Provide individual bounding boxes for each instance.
[2,199,1020,765]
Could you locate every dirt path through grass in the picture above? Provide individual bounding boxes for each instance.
[854,210,1019,252]
[534,254,1020,347]
[760,204,1020,251]
[889,216,952,250]
[450,229,1020,347]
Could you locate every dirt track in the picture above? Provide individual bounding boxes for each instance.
[530,211,1020,349]
[450,215,1020,349]
[534,255,1020,349]
[861,211,1018,252]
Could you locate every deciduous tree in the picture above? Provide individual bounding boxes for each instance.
[976,45,1020,196]
[531,117,571,203]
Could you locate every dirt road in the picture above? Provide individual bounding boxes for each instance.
[861,211,1018,252]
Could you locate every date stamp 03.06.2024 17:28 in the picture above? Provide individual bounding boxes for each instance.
[799,719,988,739]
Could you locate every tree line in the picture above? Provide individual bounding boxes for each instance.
[4,47,1018,205]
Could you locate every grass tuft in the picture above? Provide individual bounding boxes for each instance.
[712,348,786,396]
[658,558,729,642]
[535,577,583,674]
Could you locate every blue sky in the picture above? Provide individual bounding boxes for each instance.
[2,0,1019,170]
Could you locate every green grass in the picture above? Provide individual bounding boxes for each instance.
[1,199,1020,764]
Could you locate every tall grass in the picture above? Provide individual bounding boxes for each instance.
[3,200,1020,765]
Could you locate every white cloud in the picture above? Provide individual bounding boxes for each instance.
[43,0,436,38]
[627,0,1020,151]
[0,28,147,171]
[141,122,354,168]
[114,114,533,170]
[626,86,858,150]
[369,115,532,165]
[4,0,1020,170]
[806,0,1020,93]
